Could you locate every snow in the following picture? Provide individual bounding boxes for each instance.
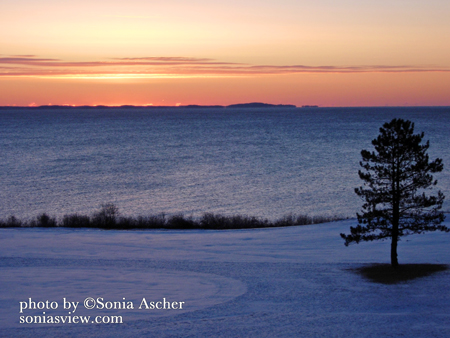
[1,219,449,337]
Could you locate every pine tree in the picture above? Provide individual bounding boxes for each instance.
[341,118,448,267]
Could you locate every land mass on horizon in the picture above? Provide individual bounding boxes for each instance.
[0,102,300,109]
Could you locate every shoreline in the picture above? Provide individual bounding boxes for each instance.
[1,207,347,230]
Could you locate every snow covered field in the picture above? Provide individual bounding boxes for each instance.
[1,219,449,337]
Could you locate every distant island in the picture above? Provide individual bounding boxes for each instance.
[226,102,296,109]
[0,102,299,109]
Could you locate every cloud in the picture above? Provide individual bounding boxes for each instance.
[11,55,38,58]
[0,55,449,78]
[0,56,237,68]
[112,57,218,63]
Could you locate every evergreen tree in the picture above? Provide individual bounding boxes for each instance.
[341,118,448,267]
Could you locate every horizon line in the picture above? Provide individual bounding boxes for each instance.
[1,103,450,109]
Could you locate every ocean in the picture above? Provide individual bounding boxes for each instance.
[1,106,449,220]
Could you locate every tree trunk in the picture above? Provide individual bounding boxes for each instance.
[391,234,399,268]
[391,198,399,268]
[391,164,400,268]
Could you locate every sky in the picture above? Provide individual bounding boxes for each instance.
[1,0,450,106]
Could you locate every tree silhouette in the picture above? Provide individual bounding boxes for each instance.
[341,118,448,267]
[92,203,120,228]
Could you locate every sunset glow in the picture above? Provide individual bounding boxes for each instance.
[1,0,450,106]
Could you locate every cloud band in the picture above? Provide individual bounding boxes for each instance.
[1,55,448,79]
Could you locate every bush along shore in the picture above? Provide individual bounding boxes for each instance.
[0,204,345,230]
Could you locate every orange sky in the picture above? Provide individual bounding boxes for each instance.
[1,0,450,106]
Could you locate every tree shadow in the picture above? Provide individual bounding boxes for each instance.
[350,263,449,284]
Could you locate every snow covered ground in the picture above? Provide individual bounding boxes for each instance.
[1,219,449,337]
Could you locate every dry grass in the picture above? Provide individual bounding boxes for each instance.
[351,263,448,284]
[0,207,346,230]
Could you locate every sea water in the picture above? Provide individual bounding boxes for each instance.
[1,106,449,220]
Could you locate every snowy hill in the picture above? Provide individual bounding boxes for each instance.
[1,218,449,337]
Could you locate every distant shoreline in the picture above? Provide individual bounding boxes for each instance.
[2,104,450,110]
[0,102,298,109]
